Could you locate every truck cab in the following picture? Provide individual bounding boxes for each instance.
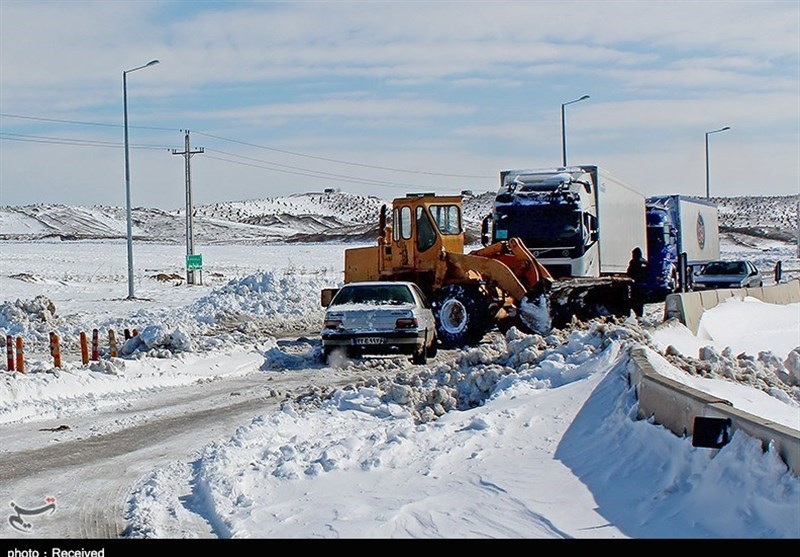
[490,168,601,278]
[489,165,647,280]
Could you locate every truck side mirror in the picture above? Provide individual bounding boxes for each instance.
[481,215,491,246]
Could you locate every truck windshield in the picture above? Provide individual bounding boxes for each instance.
[495,205,581,246]
[503,173,569,192]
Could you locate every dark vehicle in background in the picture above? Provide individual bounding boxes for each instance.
[321,281,438,365]
[693,260,763,290]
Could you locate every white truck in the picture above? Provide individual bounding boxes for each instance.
[483,164,648,326]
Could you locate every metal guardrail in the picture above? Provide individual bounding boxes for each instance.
[634,280,800,474]
[628,346,800,476]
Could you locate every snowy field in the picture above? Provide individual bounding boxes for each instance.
[0,238,799,539]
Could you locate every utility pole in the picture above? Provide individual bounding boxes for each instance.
[172,130,204,285]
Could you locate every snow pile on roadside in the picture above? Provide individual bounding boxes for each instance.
[184,270,337,343]
[0,269,338,359]
[0,345,269,425]
[0,295,58,339]
[125,321,800,539]
[127,323,631,538]
[650,297,800,405]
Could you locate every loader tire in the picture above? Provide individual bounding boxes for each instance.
[432,284,490,348]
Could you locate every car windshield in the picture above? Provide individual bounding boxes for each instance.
[703,261,746,276]
[331,284,414,306]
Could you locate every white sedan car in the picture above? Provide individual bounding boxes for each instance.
[321,281,438,365]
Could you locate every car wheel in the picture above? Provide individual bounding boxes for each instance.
[432,284,490,348]
[412,341,428,365]
[426,331,438,358]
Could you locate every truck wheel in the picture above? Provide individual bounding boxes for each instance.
[432,284,489,348]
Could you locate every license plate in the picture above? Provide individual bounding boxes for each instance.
[353,337,385,345]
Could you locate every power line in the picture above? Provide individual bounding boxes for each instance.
[0,132,169,150]
[0,131,442,190]
[193,130,494,179]
[0,112,177,132]
[204,148,428,188]
[1,111,494,180]
[203,152,430,191]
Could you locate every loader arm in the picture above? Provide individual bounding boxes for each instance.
[468,238,554,293]
[444,251,530,301]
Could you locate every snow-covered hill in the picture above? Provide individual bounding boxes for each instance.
[1,191,797,248]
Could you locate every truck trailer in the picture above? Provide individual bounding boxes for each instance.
[643,195,720,301]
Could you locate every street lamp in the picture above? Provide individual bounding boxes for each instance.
[123,59,159,300]
[705,126,730,199]
[561,95,590,167]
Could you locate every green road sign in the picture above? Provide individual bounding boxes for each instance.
[186,254,203,271]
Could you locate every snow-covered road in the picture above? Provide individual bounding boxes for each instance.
[2,241,798,539]
[0,342,418,538]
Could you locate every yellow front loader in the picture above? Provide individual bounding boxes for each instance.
[321,193,556,347]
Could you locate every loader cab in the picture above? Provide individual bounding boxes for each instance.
[381,193,464,277]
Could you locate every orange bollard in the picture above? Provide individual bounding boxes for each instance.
[91,329,99,361]
[15,337,24,373]
[80,332,89,365]
[49,332,61,368]
[6,335,14,372]
[108,329,118,358]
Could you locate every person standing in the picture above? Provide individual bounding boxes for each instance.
[627,247,648,318]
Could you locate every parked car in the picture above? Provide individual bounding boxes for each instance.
[321,281,438,365]
[693,260,764,290]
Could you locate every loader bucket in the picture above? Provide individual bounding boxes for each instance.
[468,237,554,293]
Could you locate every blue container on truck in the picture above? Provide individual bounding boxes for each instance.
[643,195,720,301]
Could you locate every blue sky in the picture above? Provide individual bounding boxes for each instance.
[1,0,798,210]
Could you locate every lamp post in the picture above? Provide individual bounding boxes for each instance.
[705,126,730,200]
[123,59,159,300]
[561,95,590,167]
